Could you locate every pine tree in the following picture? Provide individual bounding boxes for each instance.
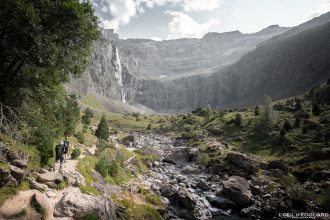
[95,114,109,140]
[312,103,321,116]
[234,113,242,126]
[295,98,302,111]
[254,106,260,116]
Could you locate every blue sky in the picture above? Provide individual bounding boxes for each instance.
[91,0,330,40]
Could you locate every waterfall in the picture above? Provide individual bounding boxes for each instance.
[114,47,126,103]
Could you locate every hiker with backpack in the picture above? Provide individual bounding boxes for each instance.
[63,137,69,162]
[55,141,65,171]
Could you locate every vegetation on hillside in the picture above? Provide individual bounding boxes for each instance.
[0,0,100,165]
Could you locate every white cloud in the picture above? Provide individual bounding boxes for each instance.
[304,0,330,21]
[92,0,223,31]
[165,11,219,39]
[151,36,163,41]
[181,0,222,12]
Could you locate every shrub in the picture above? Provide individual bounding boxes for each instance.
[71,148,81,159]
[294,98,302,111]
[109,161,119,177]
[75,131,85,144]
[234,113,242,126]
[254,95,275,137]
[95,114,109,140]
[283,119,292,131]
[312,103,321,116]
[147,124,152,130]
[294,118,301,128]
[96,139,114,153]
[95,159,110,178]
[254,105,260,116]
[80,213,99,220]
[196,153,210,166]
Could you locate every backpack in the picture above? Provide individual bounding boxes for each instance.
[55,144,64,161]
[63,140,69,153]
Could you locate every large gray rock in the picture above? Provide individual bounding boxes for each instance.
[11,159,28,169]
[0,166,17,187]
[10,165,26,183]
[196,180,210,191]
[177,187,196,209]
[267,160,288,175]
[226,153,259,174]
[206,195,236,209]
[62,170,86,186]
[54,188,116,219]
[222,176,252,207]
[161,184,178,198]
[37,172,63,183]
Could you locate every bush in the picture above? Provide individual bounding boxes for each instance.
[254,95,275,137]
[71,148,81,159]
[312,103,321,116]
[294,118,301,128]
[294,98,302,111]
[95,115,109,140]
[283,119,292,131]
[109,160,119,177]
[147,124,152,130]
[80,213,99,220]
[234,113,242,126]
[95,159,110,178]
[96,139,114,153]
[254,106,259,116]
[75,131,85,144]
[196,153,210,166]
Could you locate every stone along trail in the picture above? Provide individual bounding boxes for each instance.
[0,144,116,220]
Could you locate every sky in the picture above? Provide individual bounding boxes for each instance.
[90,0,330,40]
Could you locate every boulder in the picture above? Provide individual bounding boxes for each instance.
[120,135,135,147]
[312,170,330,182]
[0,167,17,187]
[206,195,236,209]
[28,178,48,191]
[54,188,116,219]
[0,142,20,162]
[211,175,220,182]
[62,170,86,186]
[37,172,63,183]
[196,180,210,191]
[267,160,288,175]
[177,187,196,209]
[240,205,261,218]
[226,153,259,174]
[161,184,178,198]
[187,148,199,162]
[10,165,26,183]
[298,148,330,164]
[211,164,226,175]
[222,176,252,207]
[10,159,27,169]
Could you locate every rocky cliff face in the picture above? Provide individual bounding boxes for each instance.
[68,12,330,113]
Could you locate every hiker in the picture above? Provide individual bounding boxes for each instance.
[55,141,64,171]
[63,137,69,162]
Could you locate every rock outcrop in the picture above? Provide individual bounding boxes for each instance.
[222,176,252,207]
[54,188,116,219]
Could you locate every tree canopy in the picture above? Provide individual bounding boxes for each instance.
[0,0,100,164]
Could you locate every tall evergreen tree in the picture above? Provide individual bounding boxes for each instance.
[312,103,321,116]
[95,114,109,140]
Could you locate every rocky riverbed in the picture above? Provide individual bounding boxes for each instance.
[123,133,330,220]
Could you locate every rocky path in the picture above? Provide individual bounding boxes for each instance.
[0,143,116,220]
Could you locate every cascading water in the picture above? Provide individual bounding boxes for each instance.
[114,47,126,103]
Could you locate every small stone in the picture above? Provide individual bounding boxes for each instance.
[196,180,210,191]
